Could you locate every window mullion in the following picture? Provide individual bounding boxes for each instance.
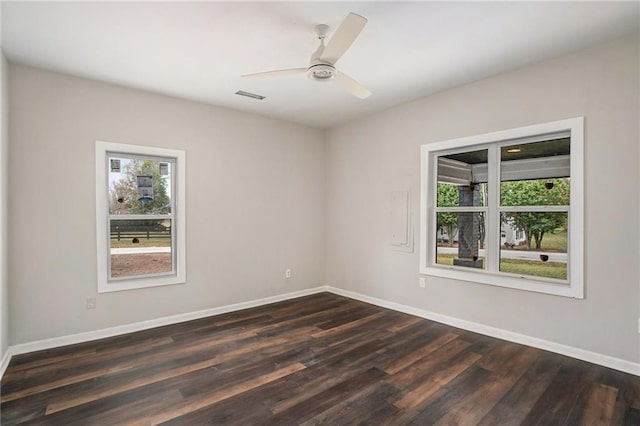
[486,145,500,272]
[109,214,171,221]
[435,206,487,213]
[498,205,569,213]
[428,151,438,265]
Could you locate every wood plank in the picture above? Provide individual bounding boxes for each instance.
[44,356,220,414]
[268,367,388,424]
[431,347,540,425]
[148,362,306,425]
[392,351,482,410]
[1,328,254,402]
[40,388,185,425]
[1,361,137,403]
[3,336,173,381]
[299,382,400,425]
[158,375,294,425]
[399,365,492,425]
[269,341,391,414]
[35,348,308,425]
[577,383,619,426]
[386,316,422,332]
[3,348,97,375]
[383,332,459,375]
[310,311,386,338]
[520,361,596,425]
[0,399,46,425]
[386,339,472,388]
[623,407,640,424]
[477,351,563,425]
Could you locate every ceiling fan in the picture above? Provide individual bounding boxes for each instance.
[242,13,372,99]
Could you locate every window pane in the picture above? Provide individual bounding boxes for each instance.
[110,219,172,279]
[436,212,486,269]
[109,156,172,215]
[501,178,570,207]
[437,182,488,208]
[500,138,570,207]
[437,149,488,207]
[500,212,567,280]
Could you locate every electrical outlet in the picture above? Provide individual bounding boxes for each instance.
[86,297,96,309]
[285,268,292,279]
[419,277,426,288]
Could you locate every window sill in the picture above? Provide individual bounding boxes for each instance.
[420,265,583,299]
[98,273,186,293]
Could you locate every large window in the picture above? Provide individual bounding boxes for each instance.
[96,141,186,292]
[420,118,583,298]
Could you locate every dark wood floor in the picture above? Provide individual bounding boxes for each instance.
[1,293,639,425]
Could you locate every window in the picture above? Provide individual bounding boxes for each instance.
[420,118,583,298]
[96,141,186,292]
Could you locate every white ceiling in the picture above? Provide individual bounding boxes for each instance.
[2,1,638,129]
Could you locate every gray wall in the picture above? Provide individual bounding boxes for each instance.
[1,51,8,360]
[325,36,640,362]
[8,64,325,345]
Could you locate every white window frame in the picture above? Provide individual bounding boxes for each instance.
[420,117,584,298]
[96,141,186,293]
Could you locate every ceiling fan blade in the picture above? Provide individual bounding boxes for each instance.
[333,71,371,99]
[242,68,307,79]
[320,13,367,65]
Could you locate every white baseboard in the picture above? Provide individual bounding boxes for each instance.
[2,284,638,380]
[7,286,327,359]
[0,347,11,379]
[325,286,640,376]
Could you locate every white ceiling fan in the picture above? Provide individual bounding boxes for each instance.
[242,13,372,99]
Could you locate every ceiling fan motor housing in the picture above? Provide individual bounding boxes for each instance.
[308,64,336,81]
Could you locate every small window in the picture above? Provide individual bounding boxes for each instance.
[420,118,583,298]
[96,141,186,292]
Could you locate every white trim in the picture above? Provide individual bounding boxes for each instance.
[420,145,430,270]
[109,214,171,221]
[422,267,574,297]
[424,120,575,152]
[498,205,569,213]
[487,145,500,272]
[435,206,487,213]
[568,118,584,298]
[325,286,639,376]
[8,286,326,357]
[0,347,11,379]
[95,141,186,293]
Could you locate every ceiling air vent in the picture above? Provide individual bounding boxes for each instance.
[235,90,265,100]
